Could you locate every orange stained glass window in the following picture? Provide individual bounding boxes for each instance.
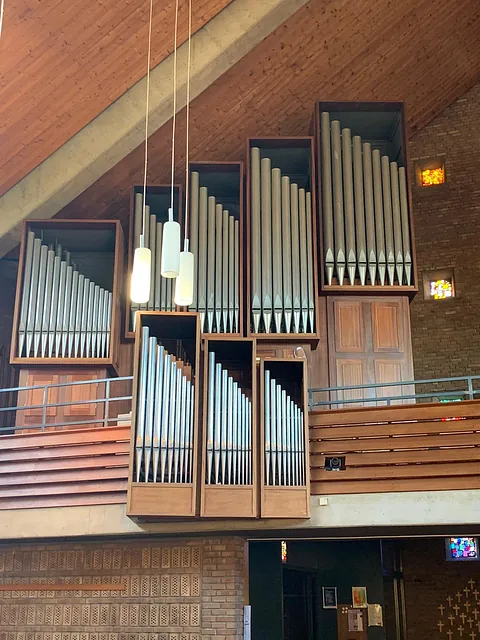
[421,167,445,186]
[281,541,287,563]
[430,279,453,300]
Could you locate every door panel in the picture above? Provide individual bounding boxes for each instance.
[334,301,365,353]
[372,301,401,352]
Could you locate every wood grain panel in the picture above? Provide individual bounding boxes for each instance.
[0,425,130,509]
[23,372,58,418]
[0,0,234,195]
[372,302,401,352]
[374,361,404,404]
[335,360,367,408]
[309,399,480,495]
[64,373,101,418]
[334,301,365,353]
[55,0,480,229]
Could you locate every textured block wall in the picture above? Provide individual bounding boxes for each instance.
[403,538,480,640]
[0,537,246,640]
[409,83,480,381]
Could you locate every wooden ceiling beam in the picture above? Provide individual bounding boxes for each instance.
[0,0,309,257]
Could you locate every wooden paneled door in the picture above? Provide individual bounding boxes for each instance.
[327,297,414,407]
[16,368,109,432]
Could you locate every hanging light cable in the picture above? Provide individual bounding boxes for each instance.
[130,0,154,304]
[175,0,195,306]
[0,0,5,40]
[161,0,181,278]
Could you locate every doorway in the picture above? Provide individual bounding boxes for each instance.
[283,566,316,640]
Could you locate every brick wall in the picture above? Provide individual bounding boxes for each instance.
[409,83,480,380]
[0,536,246,640]
[403,538,480,640]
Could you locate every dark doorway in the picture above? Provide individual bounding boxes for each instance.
[283,566,316,640]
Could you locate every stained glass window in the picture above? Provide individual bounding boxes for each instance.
[430,279,453,300]
[449,537,478,559]
[421,167,445,186]
[281,541,287,564]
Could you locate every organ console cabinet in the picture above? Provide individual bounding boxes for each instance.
[127,311,201,519]
[200,337,257,518]
[125,185,182,339]
[312,101,417,294]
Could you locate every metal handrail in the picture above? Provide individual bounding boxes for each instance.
[0,375,134,434]
[309,374,480,409]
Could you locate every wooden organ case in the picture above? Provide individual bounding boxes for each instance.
[10,219,124,432]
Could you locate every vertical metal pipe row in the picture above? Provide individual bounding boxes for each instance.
[318,114,413,288]
[205,349,253,485]
[263,369,305,487]
[134,329,196,484]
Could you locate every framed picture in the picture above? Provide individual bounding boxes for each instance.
[352,586,367,608]
[322,586,338,609]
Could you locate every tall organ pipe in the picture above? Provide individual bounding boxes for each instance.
[331,120,346,286]
[363,143,377,285]
[298,189,309,333]
[197,187,208,331]
[215,204,223,332]
[342,127,357,286]
[390,161,404,285]
[281,176,293,333]
[381,155,395,285]
[206,196,216,333]
[320,112,335,286]
[372,150,386,286]
[190,172,200,311]
[271,167,283,333]
[306,192,315,332]
[250,147,262,333]
[290,183,301,334]
[353,135,367,286]
[260,157,273,333]
[398,167,412,285]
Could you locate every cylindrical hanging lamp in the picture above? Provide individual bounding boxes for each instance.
[161,208,181,278]
[130,242,152,303]
[175,241,194,306]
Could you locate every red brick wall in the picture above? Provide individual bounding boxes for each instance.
[403,538,480,640]
[409,83,480,381]
[0,536,246,640]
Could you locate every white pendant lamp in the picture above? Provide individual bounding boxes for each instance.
[160,0,182,280]
[161,208,181,278]
[130,0,154,303]
[174,0,195,306]
[175,241,194,306]
[130,243,152,304]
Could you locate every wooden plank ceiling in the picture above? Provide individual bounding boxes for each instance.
[0,0,234,196]
[56,0,480,228]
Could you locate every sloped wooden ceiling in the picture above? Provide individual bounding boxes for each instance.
[59,0,480,225]
[0,0,234,196]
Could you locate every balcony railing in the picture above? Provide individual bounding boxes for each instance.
[1,374,480,509]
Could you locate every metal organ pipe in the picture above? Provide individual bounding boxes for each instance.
[331,120,346,286]
[372,149,387,286]
[381,154,395,286]
[362,142,377,285]
[353,135,367,286]
[342,127,357,286]
[390,161,404,285]
[398,167,412,285]
[320,112,335,286]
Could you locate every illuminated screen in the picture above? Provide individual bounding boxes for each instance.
[446,537,479,561]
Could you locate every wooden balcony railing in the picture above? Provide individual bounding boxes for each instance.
[0,425,130,510]
[310,399,480,495]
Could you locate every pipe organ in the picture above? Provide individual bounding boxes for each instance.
[248,139,318,338]
[127,312,200,518]
[315,102,415,291]
[187,163,243,335]
[11,220,122,371]
[126,185,182,337]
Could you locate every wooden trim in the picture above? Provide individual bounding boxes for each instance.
[310,447,480,467]
[0,584,126,592]
[310,418,480,440]
[311,476,480,495]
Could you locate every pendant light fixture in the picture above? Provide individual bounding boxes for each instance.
[175,0,195,306]
[130,0,154,304]
[161,0,181,279]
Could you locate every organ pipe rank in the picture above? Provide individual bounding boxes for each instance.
[18,231,112,359]
[320,112,412,287]
[188,172,240,334]
[263,368,306,487]
[250,147,315,335]
[205,350,252,486]
[130,193,176,331]
[134,326,195,485]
